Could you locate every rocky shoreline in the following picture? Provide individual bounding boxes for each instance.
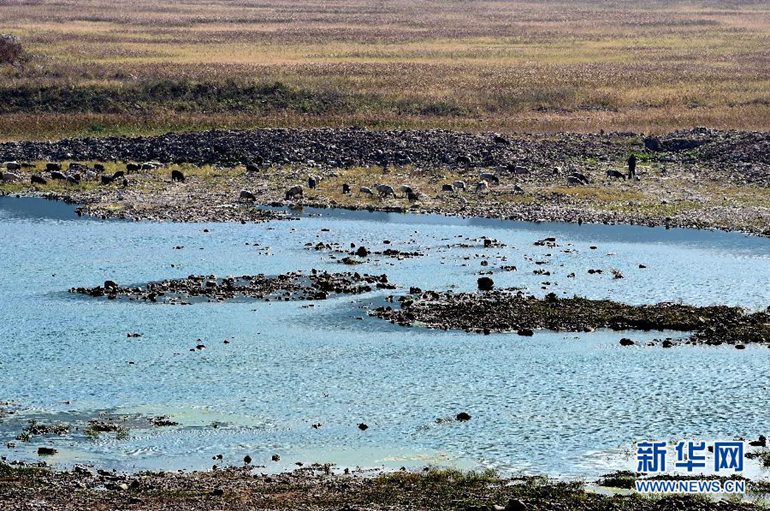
[372,290,770,347]
[0,127,769,233]
[1,127,768,174]
[0,462,766,511]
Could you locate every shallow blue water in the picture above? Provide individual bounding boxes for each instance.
[1,196,769,478]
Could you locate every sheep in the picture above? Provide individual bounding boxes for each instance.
[239,190,256,201]
[568,172,589,185]
[374,183,396,198]
[453,180,466,191]
[475,180,489,193]
[479,172,499,185]
[285,185,304,200]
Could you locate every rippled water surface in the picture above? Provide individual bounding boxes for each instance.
[1,196,770,478]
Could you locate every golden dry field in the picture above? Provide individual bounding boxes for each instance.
[1,0,769,139]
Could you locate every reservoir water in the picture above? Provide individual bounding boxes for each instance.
[1,196,769,478]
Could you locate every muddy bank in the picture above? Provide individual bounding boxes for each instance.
[0,463,764,511]
[70,271,395,304]
[372,290,770,347]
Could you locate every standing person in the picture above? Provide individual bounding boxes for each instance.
[627,154,637,179]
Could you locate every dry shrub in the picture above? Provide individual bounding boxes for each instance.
[0,34,24,65]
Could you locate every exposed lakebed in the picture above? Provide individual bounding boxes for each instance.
[1,196,770,478]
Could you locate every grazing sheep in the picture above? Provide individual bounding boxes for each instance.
[245,162,260,173]
[112,171,125,180]
[399,184,414,194]
[93,163,105,172]
[285,185,304,200]
[453,180,466,191]
[171,170,185,182]
[456,155,472,166]
[308,176,318,189]
[475,180,489,193]
[374,184,395,198]
[360,186,374,196]
[442,184,455,192]
[479,172,499,185]
[407,191,420,202]
[2,172,20,182]
[513,184,524,194]
[606,169,626,180]
[568,172,589,184]
[342,183,351,194]
[46,163,62,172]
[506,163,529,175]
[239,190,256,201]
[100,175,114,185]
[66,175,80,185]
[567,175,586,186]
[3,161,20,171]
[50,171,67,180]
[126,163,140,172]
[31,175,47,185]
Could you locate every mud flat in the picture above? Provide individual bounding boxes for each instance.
[0,462,766,511]
[1,127,769,234]
[373,290,770,347]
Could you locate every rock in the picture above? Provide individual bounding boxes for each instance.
[243,455,252,464]
[103,280,118,290]
[271,454,280,462]
[37,447,57,456]
[662,340,674,348]
[477,277,494,291]
[456,412,471,422]
[358,422,369,431]
[517,329,534,337]
[619,338,635,346]
[356,246,369,257]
